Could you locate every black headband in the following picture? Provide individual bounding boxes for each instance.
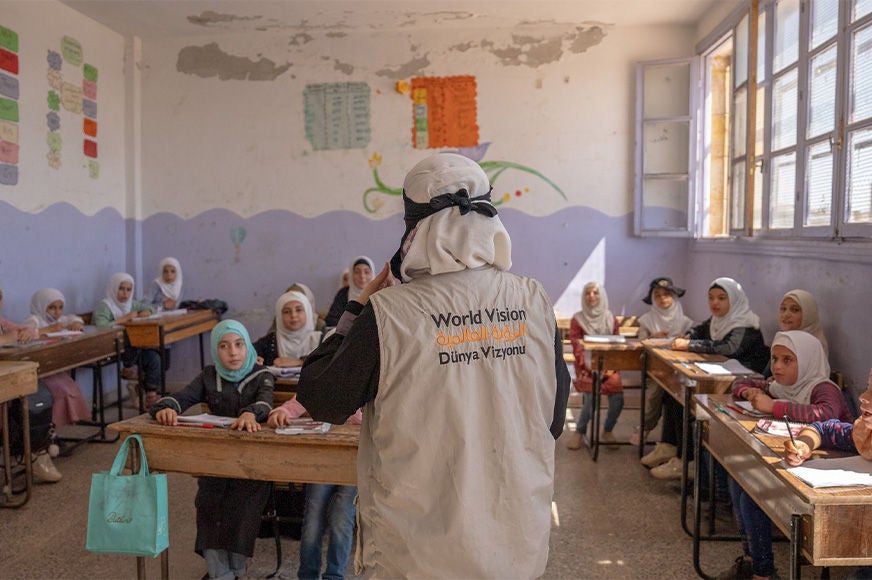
[391,187,498,279]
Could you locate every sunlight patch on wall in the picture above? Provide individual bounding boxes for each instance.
[553,237,606,318]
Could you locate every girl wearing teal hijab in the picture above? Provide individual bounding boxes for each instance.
[150,319,274,579]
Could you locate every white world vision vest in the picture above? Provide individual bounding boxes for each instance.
[359,267,558,579]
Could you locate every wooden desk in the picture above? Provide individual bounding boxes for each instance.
[581,339,645,461]
[643,343,749,536]
[274,376,298,405]
[123,310,219,396]
[0,361,38,508]
[695,394,872,579]
[0,327,124,441]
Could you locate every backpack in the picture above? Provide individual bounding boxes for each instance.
[3,379,54,456]
[179,298,228,316]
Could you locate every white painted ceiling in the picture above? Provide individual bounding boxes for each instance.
[60,0,742,38]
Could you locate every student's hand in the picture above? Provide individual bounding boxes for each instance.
[68,321,84,331]
[671,338,689,351]
[274,357,303,368]
[16,328,35,344]
[356,263,398,305]
[256,356,265,365]
[231,412,260,432]
[651,331,669,338]
[267,408,291,428]
[741,387,764,401]
[42,322,63,334]
[784,439,812,466]
[136,310,151,318]
[154,408,178,426]
[749,392,774,414]
[163,299,176,310]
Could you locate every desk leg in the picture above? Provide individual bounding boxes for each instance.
[639,351,647,459]
[680,384,693,537]
[0,396,33,508]
[161,548,169,579]
[116,336,124,425]
[586,354,603,462]
[692,415,709,579]
[159,328,167,397]
[790,514,802,580]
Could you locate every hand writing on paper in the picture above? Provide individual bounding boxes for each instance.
[671,338,689,351]
[267,408,291,428]
[231,411,260,432]
[784,439,812,466]
[357,263,399,306]
[155,408,178,426]
[748,392,774,414]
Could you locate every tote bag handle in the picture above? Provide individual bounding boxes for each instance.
[110,434,150,477]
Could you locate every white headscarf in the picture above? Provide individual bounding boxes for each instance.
[573,282,615,335]
[102,273,135,319]
[768,330,832,405]
[24,288,84,329]
[638,299,693,338]
[347,256,376,303]
[399,153,511,283]
[781,289,828,355]
[155,257,183,303]
[338,268,349,290]
[274,291,321,360]
[288,282,317,314]
[708,277,760,341]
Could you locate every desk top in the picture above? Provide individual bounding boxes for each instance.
[108,414,359,484]
[643,342,738,383]
[0,326,122,377]
[122,309,218,348]
[582,338,643,352]
[0,361,39,402]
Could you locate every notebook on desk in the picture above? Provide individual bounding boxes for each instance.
[788,456,872,487]
[583,334,626,344]
[694,359,756,376]
[176,413,234,427]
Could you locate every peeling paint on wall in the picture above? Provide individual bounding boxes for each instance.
[187,11,262,27]
[375,55,431,79]
[176,43,291,80]
[333,59,354,75]
[569,26,607,54]
[326,31,347,38]
[289,32,314,46]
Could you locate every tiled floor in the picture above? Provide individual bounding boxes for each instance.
[0,398,856,579]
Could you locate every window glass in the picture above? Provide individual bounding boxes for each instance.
[641,178,689,230]
[846,127,872,223]
[808,44,838,137]
[755,87,766,156]
[770,152,797,228]
[643,121,690,174]
[805,141,833,226]
[811,0,839,50]
[773,68,799,150]
[733,88,748,157]
[855,0,872,21]
[730,161,747,229]
[851,23,872,123]
[774,0,801,72]
[644,63,691,118]
[735,15,749,87]
[757,11,767,82]
[753,161,764,230]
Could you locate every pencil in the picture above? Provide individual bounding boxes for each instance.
[783,414,797,446]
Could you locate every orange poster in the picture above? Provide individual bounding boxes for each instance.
[410,75,478,149]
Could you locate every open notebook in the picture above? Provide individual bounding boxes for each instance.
[583,334,626,344]
[694,359,757,376]
[788,456,872,488]
[176,413,235,427]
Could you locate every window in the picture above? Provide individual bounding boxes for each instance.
[656,0,872,240]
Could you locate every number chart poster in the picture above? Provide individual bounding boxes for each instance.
[411,75,478,150]
[303,82,371,151]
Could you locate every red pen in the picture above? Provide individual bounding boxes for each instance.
[175,423,215,429]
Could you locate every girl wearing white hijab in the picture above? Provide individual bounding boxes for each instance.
[566,282,624,450]
[325,256,375,326]
[254,291,322,367]
[93,273,162,407]
[778,289,828,355]
[22,288,90,428]
[23,288,84,335]
[725,330,851,580]
[147,257,183,311]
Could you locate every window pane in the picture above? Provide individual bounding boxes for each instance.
[753,161,764,230]
[755,87,766,156]
[644,63,691,118]
[851,24,872,123]
[846,126,872,223]
[773,68,799,150]
[643,121,690,174]
[808,44,838,137]
[731,161,747,229]
[757,11,767,81]
[735,15,749,87]
[805,141,833,226]
[641,178,689,230]
[811,0,839,50]
[733,88,747,158]
[856,0,872,21]
[774,0,800,72]
[770,152,797,228]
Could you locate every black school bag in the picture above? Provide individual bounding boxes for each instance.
[3,379,54,456]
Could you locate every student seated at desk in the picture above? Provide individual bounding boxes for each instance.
[93,273,162,408]
[634,277,694,446]
[254,291,322,367]
[150,320,274,580]
[268,283,326,333]
[325,256,374,327]
[268,396,361,580]
[644,277,769,478]
[720,331,851,580]
[23,288,90,428]
[0,287,38,346]
[146,257,182,311]
[757,289,829,379]
[566,281,624,450]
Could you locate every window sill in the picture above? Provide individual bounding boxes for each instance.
[690,236,872,264]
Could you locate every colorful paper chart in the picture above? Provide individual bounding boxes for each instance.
[410,75,479,149]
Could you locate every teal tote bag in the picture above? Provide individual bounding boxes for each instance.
[86,434,169,558]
